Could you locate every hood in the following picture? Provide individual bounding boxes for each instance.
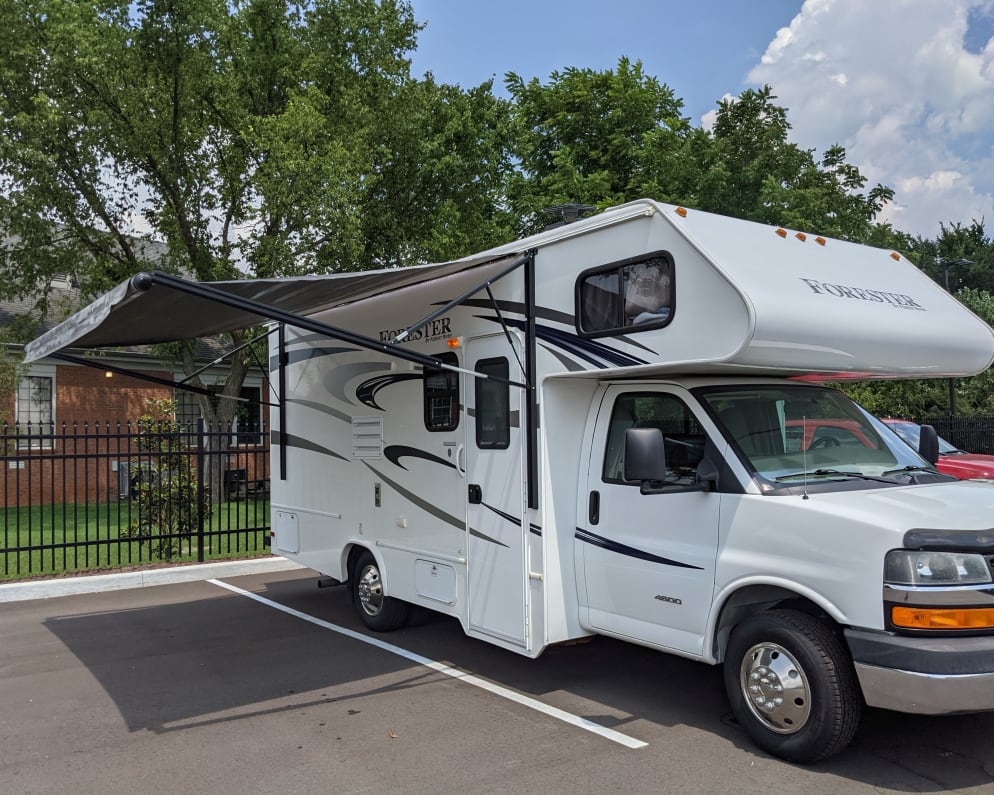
[800,478,994,534]
[937,453,994,480]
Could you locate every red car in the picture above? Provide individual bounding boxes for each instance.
[882,418,994,479]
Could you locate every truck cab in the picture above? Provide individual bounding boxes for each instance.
[571,375,994,762]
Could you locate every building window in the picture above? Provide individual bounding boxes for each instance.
[16,375,54,448]
[577,251,674,336]
[475,357,510,450]
[424,352,459,432]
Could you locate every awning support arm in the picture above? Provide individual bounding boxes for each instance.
[389,254,528,344]
[49,352,268,404]
[130,271,527,389]
[177,327,275,385]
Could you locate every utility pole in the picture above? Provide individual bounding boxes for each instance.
[939,258,973,415]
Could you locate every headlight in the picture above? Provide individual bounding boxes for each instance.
[884,550,992,586]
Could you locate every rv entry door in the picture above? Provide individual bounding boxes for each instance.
[465,334,528,648]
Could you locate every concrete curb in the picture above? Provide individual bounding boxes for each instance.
[0,556,307,603]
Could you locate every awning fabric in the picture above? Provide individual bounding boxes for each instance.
[25,252,522,363]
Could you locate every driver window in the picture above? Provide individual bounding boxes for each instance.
[602,392,705,486]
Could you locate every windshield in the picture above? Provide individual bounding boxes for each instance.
[696,384,935,486]
[884,420,961,455]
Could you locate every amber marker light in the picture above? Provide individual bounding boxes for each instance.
[890,252,902,261]
[675,206,688,217]
[815,237,826,246]
[796,232,807,242]
[892,605,994,630]
[776,228,787,238]
[447,337,461,349]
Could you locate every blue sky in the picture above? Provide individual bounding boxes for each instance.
[410,0,994,239]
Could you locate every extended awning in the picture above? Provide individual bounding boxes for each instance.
[24,251,525,362]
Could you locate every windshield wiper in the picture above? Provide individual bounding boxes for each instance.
[775,468,895,484]
[882,464,940,476]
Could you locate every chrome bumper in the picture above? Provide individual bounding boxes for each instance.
[846,629,994,715]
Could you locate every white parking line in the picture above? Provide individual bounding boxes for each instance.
[208,578,648,750]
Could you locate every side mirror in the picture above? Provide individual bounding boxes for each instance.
[918,424,940,465]
[624,427,667,482]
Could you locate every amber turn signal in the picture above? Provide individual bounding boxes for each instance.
[892,606,994,630]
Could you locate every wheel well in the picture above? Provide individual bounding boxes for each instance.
[345,545,371,597]
[712,586,839,663]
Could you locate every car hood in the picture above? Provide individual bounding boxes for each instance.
[807,478,994,532]
[938,453,994,480]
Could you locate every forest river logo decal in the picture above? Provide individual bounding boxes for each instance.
[799,278,926,311]
[378,316,454,344]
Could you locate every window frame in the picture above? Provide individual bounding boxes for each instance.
[601,390,705,487]
[423,351,460,432]
[575,250,676,339]
[15,367,56,449]
[474,357,510,450]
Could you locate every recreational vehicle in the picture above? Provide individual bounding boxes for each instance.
[26,199,994,763]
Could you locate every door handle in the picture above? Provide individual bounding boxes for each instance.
[588,490,600,525]
[468,484,482,504]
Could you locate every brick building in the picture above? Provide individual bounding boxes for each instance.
[1,280,269,507]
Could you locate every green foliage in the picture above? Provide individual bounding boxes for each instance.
[689,87,893,239]
[122,399,211,560]
[505,58,691,233]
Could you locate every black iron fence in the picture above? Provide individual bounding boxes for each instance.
[1,420,270,580]
[916,415,994,454]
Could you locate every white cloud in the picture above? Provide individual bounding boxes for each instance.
[747,0,994,237]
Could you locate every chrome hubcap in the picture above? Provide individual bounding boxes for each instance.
[739,642,811,734]
[357,564,384,616]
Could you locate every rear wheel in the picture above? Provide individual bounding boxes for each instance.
[723,609,861,763]
[351,550,409,632]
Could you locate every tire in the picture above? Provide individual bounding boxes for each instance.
[351,549,409,632]
[723,609,861,763]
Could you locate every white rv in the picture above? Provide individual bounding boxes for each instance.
[26,199,994,763]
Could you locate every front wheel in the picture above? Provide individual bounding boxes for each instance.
[351,550,410,632]
[723,609,861,763]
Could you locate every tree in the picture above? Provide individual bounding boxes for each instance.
[689,87,893,240]
[505,58,691,233]
[0,0,512,428]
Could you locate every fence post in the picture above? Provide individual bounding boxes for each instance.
[196,418,206,563]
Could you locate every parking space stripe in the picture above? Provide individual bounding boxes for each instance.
[208,578,648,750]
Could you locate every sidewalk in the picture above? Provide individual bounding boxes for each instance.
[0,556,307,603]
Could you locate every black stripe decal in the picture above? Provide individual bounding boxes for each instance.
[575,528,702,569]
[384,445,457,471]
[481,502,542,537]
[270,431,348,461]
[363,463,509,549]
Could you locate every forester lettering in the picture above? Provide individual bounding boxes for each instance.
[379,316,453,342]
[799,278,925,310]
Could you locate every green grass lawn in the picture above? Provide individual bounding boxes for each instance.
[1,498,272,581]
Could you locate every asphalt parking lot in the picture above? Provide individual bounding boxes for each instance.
[2,562,993,794]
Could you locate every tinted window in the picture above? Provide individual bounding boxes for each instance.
[578,252,674,335]
[424,352,459,432]
[475,357,509,449]
[602,392,705,486]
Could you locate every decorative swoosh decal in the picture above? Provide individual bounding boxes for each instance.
[270,431,348,461]
[269,345,359,370]
[325,361,392,405]
[477,316,647,368]
[575,527,702,570]
[287,397,352,423]
[356,373,422,410]
[482,502,542,536]
[384,445,456,471]
[363,463,509,549]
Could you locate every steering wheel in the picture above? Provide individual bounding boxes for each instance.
[810,436,841,449]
